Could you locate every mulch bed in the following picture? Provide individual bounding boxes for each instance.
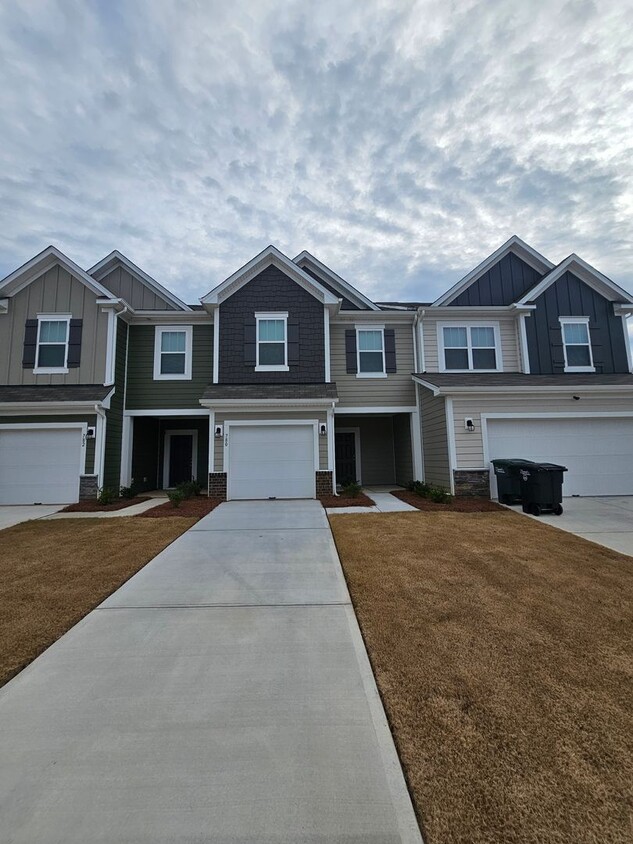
[319,493,376,508]
[136,496,223,519]
[392,489,506,512]
[61,496,150,513]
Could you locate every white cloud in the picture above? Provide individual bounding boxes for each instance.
[0,0,631,305]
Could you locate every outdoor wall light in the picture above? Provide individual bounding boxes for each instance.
[464,418,475,432]
[214,424,223,437]
[319,423,327,436]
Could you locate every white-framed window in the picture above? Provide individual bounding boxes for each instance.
[356,326,386,377]
[34,314,70,373]
[560,317,594,372]
[255,312,288,371]
[153,325,193,380]
[438,323,501,372]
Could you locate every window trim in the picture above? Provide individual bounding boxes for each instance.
[34,314,71,374]
[437,321,502,373]
[255,312,289,372]
[153,325,193,381]
[559,316,595,373]
[355,324,387,378]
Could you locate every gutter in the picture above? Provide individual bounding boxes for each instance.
[412,375,633,396]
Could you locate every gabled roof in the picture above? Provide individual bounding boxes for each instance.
[200,245,340,307]
[88,250,191,311]
[432,235,554,307]
[515,253,633,305]
[293,250,379,310]
[0,245,116,300]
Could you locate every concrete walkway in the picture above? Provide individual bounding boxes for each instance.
[44,497,164,518]
[0,500,422,843]
[326,487,418,515]
[0,504,63,530]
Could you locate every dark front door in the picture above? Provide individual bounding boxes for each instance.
[168,434,193,487]
[335,432,357,486]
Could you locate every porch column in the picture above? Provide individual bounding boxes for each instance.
[410,409,423,481]
[120,414,133,487]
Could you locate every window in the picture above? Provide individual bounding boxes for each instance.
[560,318,594,372]
[35,316,70,372]
[440,324,500,371]
[356,327,386,376]
[256,312,288,371]
[153,326,193,380]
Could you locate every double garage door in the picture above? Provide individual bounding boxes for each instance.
[487,416,633,497]
[0,427,83,505]
[227,423,316,500]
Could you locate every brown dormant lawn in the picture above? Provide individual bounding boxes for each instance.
[0,517,194,687]
[329,510,633,844]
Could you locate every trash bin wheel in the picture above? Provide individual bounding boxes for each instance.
[529,503,542,517]
[553,504,563,516]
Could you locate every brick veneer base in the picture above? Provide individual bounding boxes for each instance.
[315,470,334,496]
[208,472,227,499]
[453,469,490,498]
[79,475,98,500]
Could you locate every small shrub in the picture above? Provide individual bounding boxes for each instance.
[167,489,185,508]
[97,486,118,506]
[176,480,202,499]
[341,481,362,498]
[409,480,431,498]
[119,483,139,500]
[429,486,453,504]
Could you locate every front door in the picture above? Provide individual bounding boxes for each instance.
[168,434,193,487]
[335,431,357,486]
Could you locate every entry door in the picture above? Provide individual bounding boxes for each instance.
[168,435,193,487]
[335,431,358,485]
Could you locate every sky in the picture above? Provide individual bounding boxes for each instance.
[0,0,632,318]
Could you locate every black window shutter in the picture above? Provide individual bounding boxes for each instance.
[67,319,83,368]
[244,319,256,366]
[384,328,397,372]
[287,319,299,366]
[345,329,357,373]
[22,319,38,368]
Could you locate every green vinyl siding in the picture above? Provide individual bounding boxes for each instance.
[126,324,213,409]
[0,414,97,473]
[103,318,128,488]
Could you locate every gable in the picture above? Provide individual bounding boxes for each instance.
[293,251,378,310]
[449,252,544,306]
[301,265,361,310]
[97,265,177,311]
[0,246,115,301]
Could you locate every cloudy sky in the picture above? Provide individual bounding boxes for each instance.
[0,0,632,310]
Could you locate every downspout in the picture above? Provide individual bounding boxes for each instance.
[329,400,337,495]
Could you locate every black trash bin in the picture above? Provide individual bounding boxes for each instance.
[491,459,536,504]
[519,463,567,516]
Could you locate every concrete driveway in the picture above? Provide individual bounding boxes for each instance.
[0,504,63,531]
[518,496,633,556]
[0,500,422,843]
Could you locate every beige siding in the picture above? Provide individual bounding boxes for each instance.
[336,415,396,485]
[421,316,521,373]
[98,266,176,310]
[451,393,633,468]
[330,322,416,408]
[0,266,108,385]
[418,385,450,488]
[213,411,328,472]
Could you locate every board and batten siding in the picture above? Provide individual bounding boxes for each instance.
[125,324,214,409]
[0,266,108,385]
[214,411,329,473]
[330,322,415,407]
[451,393,633,468]
[417,385,450,489]
[421,315,521,373]
[97,266,177,311]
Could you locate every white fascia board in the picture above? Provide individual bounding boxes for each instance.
[334,405,417,413]
[0,245,117,299]
[88,250,192,311]
[292,250,380,310]
[333,310,415,322]
[199,398,339,408]
[200,245,340,306]
[432,236,554,307]
[411,376,633,395]
[128,311,210,324]
[0,401,108,413]
[515,254,633,306]
[0,298,8,312]
[421,305,521,316]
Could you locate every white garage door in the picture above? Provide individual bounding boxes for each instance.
[0,427,83,505]
[227,424,315,500]
[487,417,633,497]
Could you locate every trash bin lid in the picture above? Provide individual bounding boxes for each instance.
[491,458,537,466]
[533,462,568,472]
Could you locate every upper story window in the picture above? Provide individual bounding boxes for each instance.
[356,327,386,377]
[439,323,501,372]
[153,325,193,380]
[560,317,594,372]
[35,315,70,373]
[256,312,288,371]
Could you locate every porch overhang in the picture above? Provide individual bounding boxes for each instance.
[199,383,339,409]
[0,384,115,413]
[413,373,633,397]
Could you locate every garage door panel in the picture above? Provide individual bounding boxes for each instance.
[487,417,633,497]
[0,428,82,505]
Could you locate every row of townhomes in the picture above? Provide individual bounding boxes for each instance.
[1,236,632,505]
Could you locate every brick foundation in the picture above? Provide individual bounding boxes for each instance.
[208,472,227,499]
[453,469,490,498]
[315,470,334,496]
[79,474,98,500]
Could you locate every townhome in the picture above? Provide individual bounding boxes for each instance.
[0,236,632,504]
